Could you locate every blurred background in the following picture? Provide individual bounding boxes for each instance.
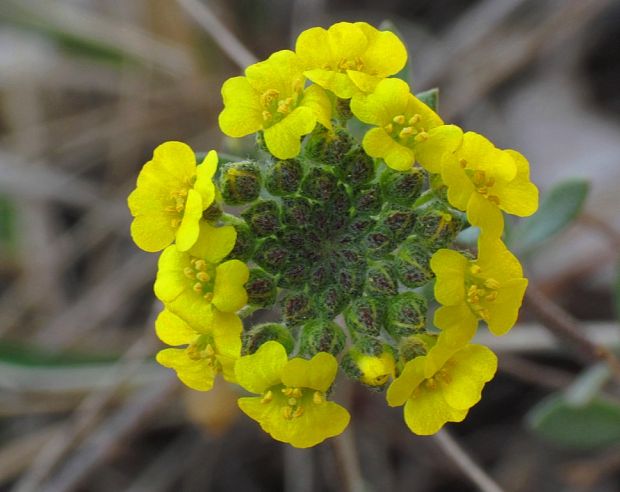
[1,0,620,490]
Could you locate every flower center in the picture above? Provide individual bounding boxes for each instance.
[259,79,304,127]
[384,114,429,146]
[260,385,326,420]
[184,258,216,302]
[465,264,501,320]
[462,166,501,205]
[186,334,219,368]
[337,57,365,72]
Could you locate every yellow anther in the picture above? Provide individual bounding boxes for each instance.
[193,282,203,294]
[438,370,452,384]
[478,308,490,321]
[484,278,501,290]
[399,126,414,139]
[488,195,501,205]
[291,388,303,399]
[262,110,271,122]
[393,114,406,125]
[485,292,498,302]
[164,206,178,213]
[184,267,195,279]
[384,123,393,134]
[288,397,298,406]
[196,271,210,282]
[260,89,280,108]
[409,114,421,126]
[277,97,294,114]
[292,78,303,94]
[282,406,293,420]
[470,264,482,275]
[170,218,181,228]
[486,177,495,187]
[459,158,468,168]
[313,391,324,405]
[472,170,486,186]
[203,292,214,302]
[414,131,429,142]
[292,406,304,418]
[194,260,207,271]
[186,344,201,361]
[282,388,293,396]
[425,377,437,389]
[204,344,215,357]
[261,390,273,404]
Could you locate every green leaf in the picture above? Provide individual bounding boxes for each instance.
[528,394,620,450]
[415,88,439,112]
[510,179,589,254]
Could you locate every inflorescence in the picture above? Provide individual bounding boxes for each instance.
[128,21,539,447]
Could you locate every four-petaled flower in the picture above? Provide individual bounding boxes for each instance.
[128,141,217,252]
[387,334,497,435]
[441,132,539,237]
[155,309,241,391]
[219,50,332,160]
[431,235,528,338]
[350,78,462,171]
[235,341,350,448]
[295,21,408,98]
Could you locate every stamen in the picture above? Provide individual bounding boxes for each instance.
[488,195,501,205]
[288,397,298,406]
[393,114,406,125]
[291,388,303,399]
[194,260,207,271]
[196,271,210,282]
[384,123,393,134]
[414,131,429,142]
[459,158,468,168]
[470,265,482,275]
[260,89,280,108]
[425,377,437,389]
[485,292,498,302]
[203,292,214,302]
[261,390,273,404]
[193,282,203,294]
[484,278,501,290]
[409,114,421,126]
[313,391,324,405]
[262,110,271,122]
[184,267,195,279]
[292,406,304,418]
[282,406,293,420]
[399,127,414,139]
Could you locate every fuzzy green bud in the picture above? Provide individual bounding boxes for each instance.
[364,226,396,258]
[365,261,398,297]
[381,167,424,205]
[305,127,354,165]
[344,296,385,337]
[281,196,313,228]
[301,167,338,202]
[242,323,294,355]
[395,239,434,288]
[318,285,349,318]
[336,266,365,296]
[265,159,303,196]
[245,268,277,307]
[355,187,383,215]
[281,292,316,326]
[241,200,280,237]
[279,263,309,289]
[386,292,428,338]
[414,203,464,249]
[382,207,417,241]
[254,237,290,272]
[226,222,255,261]
[298,319,346,357]
[397,334,435,364]
[220,161,261,205]
[202,202,223,222]
[341,341,395,389]
[338,147,375,188]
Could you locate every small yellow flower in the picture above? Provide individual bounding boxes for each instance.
[431,235,528,337]
[353,350,396,387]
[218,50,332,160]
[350,78,462,171]
[154,224,248,329]
[235,341,350,448]
[387,335,497,435]
[295,22,407,98]
[441,132,539,237]
[155,309,241,391]
[128,142,218,252]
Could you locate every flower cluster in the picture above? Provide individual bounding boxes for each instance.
[128,21,538,447]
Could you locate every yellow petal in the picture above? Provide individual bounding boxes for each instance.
[234,340,288,394]
[403,387,468,435]
[466,192,504,238]
[355,22,407,76]
[327,22,367,62]
[442,157,475,211]
[346,70,382,93]
[300,84,333,130]
[151,141,197,180]
[218,76,263,137]
[153,246,188,303]
[281,352,338,392]
[176,189,203,251]
[211,310,243,357]
[441,345,497,410]
[433,305,478,347]
[155,309,196,346]
[304,69,358,99]
[212,260,249,313]
[189,223,237,264]
[351,78,410,125]
[386,356,425,407]
[430,249,468,305]
[194,150,217,208]
[495,150,539,217]
[477,235,524,281]
[156,348,216,391]
[130,213,175,252]
[263,106,316,159]
[460,132,517,182]
[486,278,528,335]
[295,26,332,69]
[415,125,463,173]
[245,50,304,95]
[363,127,414,171]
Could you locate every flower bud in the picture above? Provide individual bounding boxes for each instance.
[219,161,262,205]
[386,292,428,338]
[365,261,398,297]
[301,167,337,202]
[245,268,277,307]
[354,187,383,215]
[241,200,281,237]
[341,341,395,389]
[414,202,465,249]
[279,263,309,289]
[395,239,434,288]
[339,147,375,188]
[319,285,349,318]
[305,127,354,165]
[298,319,346,357]
[281,292,316,326]
[265,159,303,196]
[226,222,255,261]
[242,323,294,355]
[336,266,365,296]
[202,202,223,222]
[397,334,435,364]
[382,207,416,241]
[344,296,385,337]
[255,237,291,272]
[364,226,396,258]
[281,196,313,227]
[381,167,424,206]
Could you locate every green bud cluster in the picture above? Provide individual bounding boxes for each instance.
[220,117,466,372]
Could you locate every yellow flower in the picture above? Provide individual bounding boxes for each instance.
[441,132,539,237]
[387,335,497,435]
[155,309,241,391]
[350,78,462,171]
[235,341,350,448]
[431,235,528,337]
[295,22,407,98]
[154,223,248,329]
[218,50,332,160]
[128,142,218,252]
